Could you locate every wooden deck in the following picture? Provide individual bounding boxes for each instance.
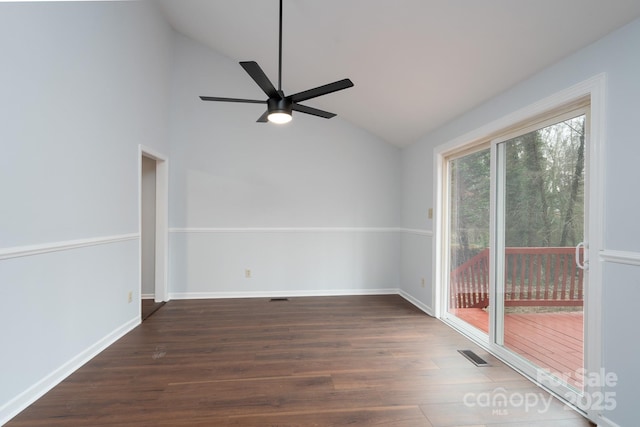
[451,308,584,388]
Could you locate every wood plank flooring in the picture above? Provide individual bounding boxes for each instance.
[7,295,593,426]
[453,308,584,387]
[141,298,166,321]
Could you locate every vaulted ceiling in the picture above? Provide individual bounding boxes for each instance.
[158,0,640,147]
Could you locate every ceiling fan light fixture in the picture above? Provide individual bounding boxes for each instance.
[267,96,293,124]
[267,112,292,124]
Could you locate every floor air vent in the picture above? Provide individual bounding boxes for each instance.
[270,298,289,302]
[458,350,490,367]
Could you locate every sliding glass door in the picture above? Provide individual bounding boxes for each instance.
[495,111,587,391]
[446,147,491,336]
[441,102,592,404]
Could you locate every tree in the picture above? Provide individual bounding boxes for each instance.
[559,124,585,247]
[503,115,585,248]
[449,148,490,267]
[448,114,585,271]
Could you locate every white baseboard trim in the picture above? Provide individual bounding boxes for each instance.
[141,293,155,300]
[170,288,400,300]
[0,233,139,261]
[169,288,436,320]
[398,290,434,316]
[0,316,140,426]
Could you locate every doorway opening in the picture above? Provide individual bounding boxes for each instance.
[139,146,169,320]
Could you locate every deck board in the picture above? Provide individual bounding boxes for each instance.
[451,308,583,387]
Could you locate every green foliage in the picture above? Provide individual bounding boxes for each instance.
[504,115,585,248]
[449,148,491,268]
[449,115,585,268]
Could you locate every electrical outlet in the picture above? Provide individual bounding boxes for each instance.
[245,269,252,278]
[421,278,426,288]
[128,291,133,303]
[428,208,433,219]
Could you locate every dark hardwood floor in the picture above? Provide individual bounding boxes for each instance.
[8,295,592,426]
[141,298,165,321]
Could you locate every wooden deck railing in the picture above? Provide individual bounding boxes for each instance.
[450,247,584,309]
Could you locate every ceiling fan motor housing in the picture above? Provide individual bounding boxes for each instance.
[268,96,292,116]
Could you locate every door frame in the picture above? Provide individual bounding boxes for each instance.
[433,74,605,422]
[139,145,169,304]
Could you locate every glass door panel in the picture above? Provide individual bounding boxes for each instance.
[497,114,586,390]
[447,148,491,334]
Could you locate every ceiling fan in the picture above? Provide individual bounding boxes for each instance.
[199,0,354,124]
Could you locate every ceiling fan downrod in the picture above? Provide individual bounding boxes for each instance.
[278,0,283,92]
[199,0,354,123]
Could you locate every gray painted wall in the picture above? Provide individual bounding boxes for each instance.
[0,1,172,422]
[167,33,402,297]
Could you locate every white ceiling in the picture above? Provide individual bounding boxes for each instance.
[158,0,640,147]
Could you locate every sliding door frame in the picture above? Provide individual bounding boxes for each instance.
[433,74,605,422]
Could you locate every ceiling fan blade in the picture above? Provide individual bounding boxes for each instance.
[240,61,279,99]
[200,96,266,104]
[257,110,270,123]
[289,79,354,103]
[292,103,336,119]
